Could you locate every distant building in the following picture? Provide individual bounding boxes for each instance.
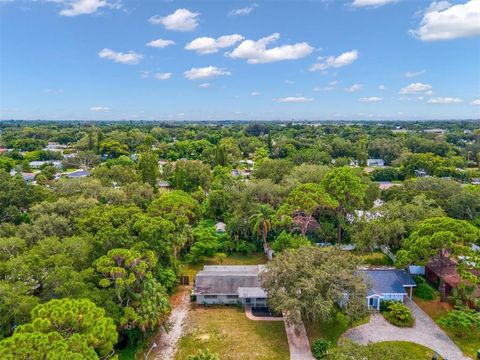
[65,169,90,178]
[29,160,62,169]
[471,178,480,185]
[194,265,267,308]
[215,222,226,233]
[367,159,385,167]
[424,129,446,135]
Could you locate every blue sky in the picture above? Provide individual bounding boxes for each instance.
[0,0,479,121]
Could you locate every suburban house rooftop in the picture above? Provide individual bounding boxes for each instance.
[363,269,416,297]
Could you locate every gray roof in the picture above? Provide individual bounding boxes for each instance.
[238,287,266,298]
[363,269,416,297]
[195,265,265,295]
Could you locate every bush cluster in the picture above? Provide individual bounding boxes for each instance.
[380,300,414,327]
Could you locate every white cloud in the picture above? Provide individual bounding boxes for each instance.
[309,50,359,72]
[359,96,383,102]
[98,48,143,65]
[274,96,313,103]
[314,80,338,92]
[345,84,363,92]
[399,82,433,95]
[149,8,200,31]
[185,34,244,54]
[58,0,117,17]
[154,72,172,80]
[184,66,231,80]
[90,106,110,112]
[411,0,480,41]
[405,70,426,78]
[251,91,261,96]
[146,38,175,48]
[229,4,258,16]
[198,83,210,88]
[227,33,313,64]
[351,0,397,7]
[472,99,480,105]
[428,97,463,104]
[379,84,386,90]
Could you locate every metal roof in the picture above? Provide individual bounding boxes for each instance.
[362,269,415,297]
[237,287,267,298]
[195,265,265,295]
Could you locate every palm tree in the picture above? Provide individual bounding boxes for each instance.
[250,204,275,253]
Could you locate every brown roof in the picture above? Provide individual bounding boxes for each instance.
[426,257,461,287]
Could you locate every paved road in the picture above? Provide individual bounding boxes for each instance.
[148,286,191,360]
[343,298,471,360]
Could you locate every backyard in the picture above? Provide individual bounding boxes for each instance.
[174,306,289,360]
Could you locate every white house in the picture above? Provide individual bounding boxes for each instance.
[29,160,62,169]
[367,159,385,167]
[194,265,267,308]
[362,269,416,310]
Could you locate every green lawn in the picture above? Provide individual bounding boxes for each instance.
[415,297,479,359]
[348,341,439,359]
[305,312,370,345]
[180,252,267,282]
[355,251,393,266]
[175,306,289,360]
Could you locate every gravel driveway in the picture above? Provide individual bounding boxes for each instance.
[343,299,471,360]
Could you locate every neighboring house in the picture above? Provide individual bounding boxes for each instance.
[65,169,90,178]
[21,172,36,182]
[425,256,480,299]
[29,160,62,169]
[471,178,480,185]
[367,159,385,167]
[194,265,267,308]
[215,222,226,233]
[423,128,446,135]
[362,269,416,310]
[157,181,171,190]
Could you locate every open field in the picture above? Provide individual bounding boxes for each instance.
[175,306,289,360]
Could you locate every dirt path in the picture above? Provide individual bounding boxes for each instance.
[343,298,470,360]
[148,286,191,360]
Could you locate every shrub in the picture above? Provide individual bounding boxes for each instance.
[439,307,480,338]
[381,301,414,327]
[311,338,331,359]
[413,276,437,300]
[187,349,220,360]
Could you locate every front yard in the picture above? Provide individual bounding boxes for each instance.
[175,306,289,360]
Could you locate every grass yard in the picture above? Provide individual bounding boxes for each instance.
[355,251,393,266]
[305,312,370,345]
[415,297,479,359]
[359,341,439,359]
[175,306,289,360]
[180,252,267,282]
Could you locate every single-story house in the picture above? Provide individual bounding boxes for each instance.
[367,159,385,167]
[65,169,90,178]
[362,269,416,310]
[194,265,267,308]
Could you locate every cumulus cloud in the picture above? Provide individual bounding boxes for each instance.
[309,50,359,72]
[345,84,363,92]
[227,33,313,64]
[428,97,463,104]
[58,0,119,17]
[185,34,244,54]
[399,82,433,95]
[198,83,210,88]
[90,106,110,112]
[405,70,426,78]
[351,0,397,7]
[472,99,480,105]
[154,72,172,80]
[229,4,258,16]
[359,96,383,102]
[149,8,200,31]
[98,48,143,65]
[274,96,313,103]
[146,38,175,48]
[411,0,480,41]
[251,91,261,96]
[184,66,231,80]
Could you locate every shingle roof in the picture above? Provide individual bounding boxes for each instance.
[195,265,265,295]
[237,287,267,298]
[362,269,415,296]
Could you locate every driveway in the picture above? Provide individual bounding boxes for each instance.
[148,286,191,360]
[283,311,315,360]
[343,298,470,360]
